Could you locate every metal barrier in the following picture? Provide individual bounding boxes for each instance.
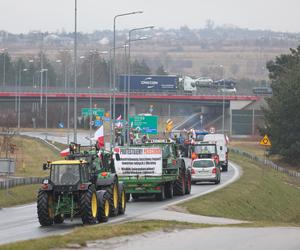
[230,148,300,178]
[0,176,44,189]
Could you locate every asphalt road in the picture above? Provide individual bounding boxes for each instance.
[0,163,238,245]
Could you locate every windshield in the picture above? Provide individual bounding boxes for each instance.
[50,164,80,185]
[193,145,216,154]
[193,160,214,168]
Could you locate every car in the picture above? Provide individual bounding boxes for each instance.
[195,77,213,88]
[191,158,221,184]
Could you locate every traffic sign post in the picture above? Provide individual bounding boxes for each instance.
[129,115,158,135]
[81,108,104,117]
[259,134,272,164]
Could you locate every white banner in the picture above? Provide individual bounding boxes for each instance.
[114,147,162,176]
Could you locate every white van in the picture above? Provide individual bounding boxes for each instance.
[203,133,229,171]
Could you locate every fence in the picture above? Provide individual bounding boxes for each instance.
[230,148,300,178]
[0,176,44,189]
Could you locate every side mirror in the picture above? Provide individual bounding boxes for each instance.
[115,153,120,161]
[42,163,48,170]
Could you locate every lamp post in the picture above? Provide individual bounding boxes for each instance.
[112,10,143,149]
[0,48,7,87]
[41,69,48,139]
[127,26,154,144]
[74,0,78,143]
[18,68,28,131]
[220,65,225,133]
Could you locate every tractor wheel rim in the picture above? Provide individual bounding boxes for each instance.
[113,184,118,208]
[104,199,109,217]
[121,191,125,209]
[91,193,97,218]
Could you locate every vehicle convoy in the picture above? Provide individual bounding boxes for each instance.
[203,133,229,171]
[114,141,191,201]
[37,143,126,226]
[191,158,221,184]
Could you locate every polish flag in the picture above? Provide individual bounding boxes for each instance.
[93,125,104,148]
[60,148,70,157]
[116,115,123,128]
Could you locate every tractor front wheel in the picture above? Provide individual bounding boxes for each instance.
[97,191,110,223]
[80,185,98,224]
[106,180,119,217]
[118,184,126,215]
[37,190,54,226]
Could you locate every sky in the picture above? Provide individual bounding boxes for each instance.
[0,0,299,33]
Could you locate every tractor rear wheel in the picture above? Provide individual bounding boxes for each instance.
[174,169,186,195]
[37,190,54,226]
[165,182,174,199]
[118,184,126,215]
[97,191,110,223]
[185,171,191,194]
[80,185,98,224]
[106,179,119,217]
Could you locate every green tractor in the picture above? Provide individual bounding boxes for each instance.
[37,143,126,226]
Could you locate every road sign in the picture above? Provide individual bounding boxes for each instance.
[260,134,271,146]
[94,120,103,127]
[129,115,158,134]
[81,108,104,117]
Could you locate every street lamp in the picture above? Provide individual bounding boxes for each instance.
[17,68,28,131]
[41,69,48,138]
[74,0,78,143]
[127,26,154,144]
[0,48,7,87]
[220,65,225,133]
[112,10,143,149]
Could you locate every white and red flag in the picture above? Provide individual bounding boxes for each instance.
[93,125,104,148]
[60,147,70,157]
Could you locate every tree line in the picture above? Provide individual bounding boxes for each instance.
[263,44,300,164]
[0,51,167,89]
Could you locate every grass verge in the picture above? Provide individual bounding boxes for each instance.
[179,153,300,225]
[0,135,60,177]
[0,184,40,208]
[0,220,210,250]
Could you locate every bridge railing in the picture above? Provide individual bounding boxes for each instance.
[0,86,255,97]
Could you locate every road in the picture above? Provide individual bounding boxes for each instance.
[0,163,238,245]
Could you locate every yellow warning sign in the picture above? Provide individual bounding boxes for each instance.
[260,134,271,146]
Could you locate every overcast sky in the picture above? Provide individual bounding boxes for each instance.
[0,0,299,33]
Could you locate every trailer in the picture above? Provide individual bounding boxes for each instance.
[114,142,191,201]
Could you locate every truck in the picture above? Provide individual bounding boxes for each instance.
[203,133,229,171]
[119,74,178,92]
[37,143,126,226]
[114,141,191,201]
[190,141,220,168]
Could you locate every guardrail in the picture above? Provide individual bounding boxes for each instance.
[0,176,44,189]
[230,147,300,178]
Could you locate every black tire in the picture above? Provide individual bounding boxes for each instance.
[118,184,126,215]
[106,178,119,217]
[174,162,186,196]
[155,185,166,201]
[97,191,110,223]
[80,185,98,224]
[54,214,64,224]
[165,182,174,199]
[131,193,140,200]
[185,171,191,195]
[37,190,54,226]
